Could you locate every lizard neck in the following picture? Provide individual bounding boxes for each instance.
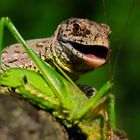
[45,36,93,80]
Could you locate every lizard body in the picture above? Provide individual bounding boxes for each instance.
[1,18,111,80]
[0,18,128,140]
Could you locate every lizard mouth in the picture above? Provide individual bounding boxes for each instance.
[60,39,109,68]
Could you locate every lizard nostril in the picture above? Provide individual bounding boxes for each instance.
[94,33,100,40]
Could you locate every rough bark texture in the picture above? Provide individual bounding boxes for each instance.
[0,95,69,140]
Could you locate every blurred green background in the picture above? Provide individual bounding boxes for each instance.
[0,0,140,139]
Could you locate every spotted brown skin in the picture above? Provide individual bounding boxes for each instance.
[1,18,111,80]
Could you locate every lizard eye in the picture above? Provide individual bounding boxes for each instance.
[73,23,81,33]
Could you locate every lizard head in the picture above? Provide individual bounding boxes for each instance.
[50,18,111,78]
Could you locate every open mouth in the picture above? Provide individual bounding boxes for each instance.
[69,41,109,60]
[59,39,109,67]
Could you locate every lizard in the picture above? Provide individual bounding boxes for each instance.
[0,17,111,95]
[0,18,129,140]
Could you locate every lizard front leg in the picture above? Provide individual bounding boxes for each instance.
[77,84,97,97]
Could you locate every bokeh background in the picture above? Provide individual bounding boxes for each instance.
[0,0,140,139]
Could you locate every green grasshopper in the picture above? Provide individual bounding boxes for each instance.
[0,17,126,140]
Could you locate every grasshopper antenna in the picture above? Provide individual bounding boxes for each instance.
[102,0,136,94]
[111,0,136,82]
[103,0,136,81]
[102,0,108,24]
[102,0,112,84]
